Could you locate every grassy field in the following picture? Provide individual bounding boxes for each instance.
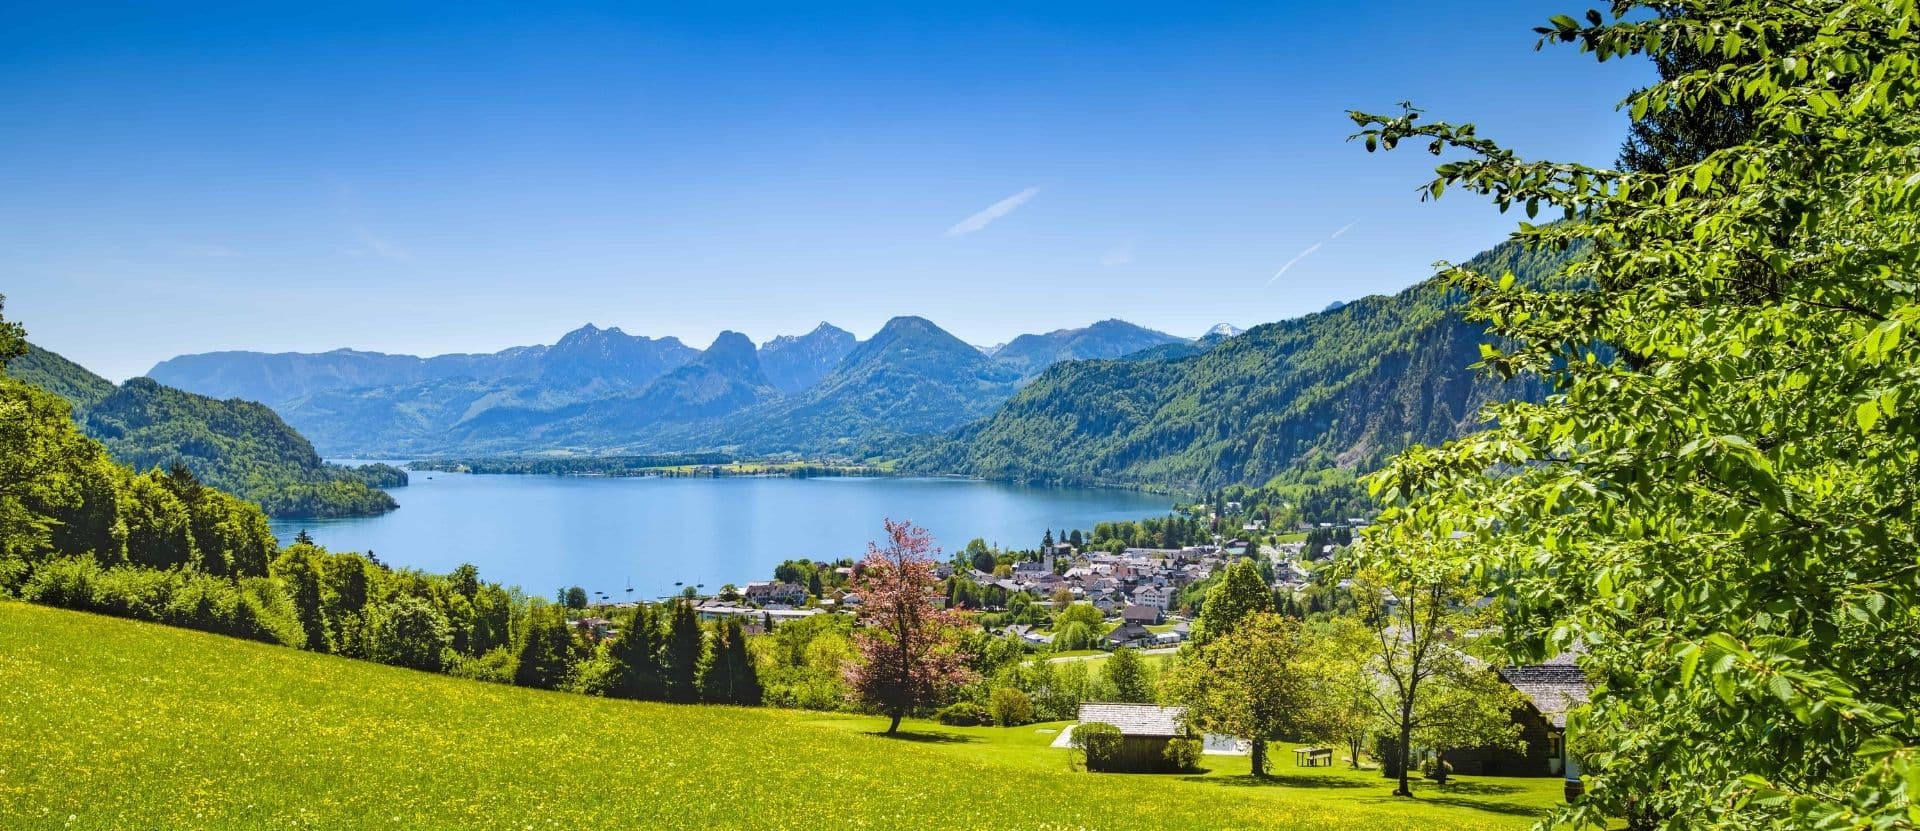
[0,602,1562,830]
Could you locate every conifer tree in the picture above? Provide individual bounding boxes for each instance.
[662,599,705,703]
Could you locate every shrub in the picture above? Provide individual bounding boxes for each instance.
[1163,737,1202,772]
[0,556,31,596]
[369,596,453,672]
[22,555,102,609]
[1051,621,1096,652]
[1069,721,1123,771]
[935,701,991,726]
[989,687,1035,727]
[448,648,517,685]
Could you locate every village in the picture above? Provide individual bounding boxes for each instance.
[562,509,1592,800]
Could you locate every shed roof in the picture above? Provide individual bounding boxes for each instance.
[1496,663,1592,729]
[1077,703,1188,737]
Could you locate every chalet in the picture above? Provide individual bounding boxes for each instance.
[1443,655,1593,778]
[1105,621,1155,649]
[743,581,807,606]
[1073,703,1193,772]
[1121,604,1162,626]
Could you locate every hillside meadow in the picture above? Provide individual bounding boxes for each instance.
[0,602,1559,830]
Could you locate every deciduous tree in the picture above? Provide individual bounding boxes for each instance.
[1355,1,1920,824]
[844,518,972,733]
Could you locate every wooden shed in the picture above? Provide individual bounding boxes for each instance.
[1075,703,1191,773]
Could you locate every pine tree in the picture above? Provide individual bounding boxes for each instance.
[663,599,705,703]
[513,603,576,690]
[608,604,667,700]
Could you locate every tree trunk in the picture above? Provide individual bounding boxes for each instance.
[1396,720,1414,797]
[1250,738,1267,778]
[1432,750,1449,786]
[1348,735,1362,769]
[887,711,903,734]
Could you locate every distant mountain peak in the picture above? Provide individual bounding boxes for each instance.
[1203,323,1244,339]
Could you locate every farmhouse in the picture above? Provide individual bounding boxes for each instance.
[1444,655,1593,777]
[1105,621,1155,648]
[1074,703,1192,772]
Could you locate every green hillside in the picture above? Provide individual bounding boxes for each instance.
[0,602,1558,830]
[904,239,1572,489]
[3,344,403,518]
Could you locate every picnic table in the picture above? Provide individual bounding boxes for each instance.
[1292,746,1333,767]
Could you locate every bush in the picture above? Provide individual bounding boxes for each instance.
[935,701,991,726]
[0,556,31,596]
[448,648,517,685]
[1051,621,1096,652]
[989,687,1035,727]
[1163,737,1202,772]
[22,555,102,609]
[1069,721,1123,771]
[369,596,453,672]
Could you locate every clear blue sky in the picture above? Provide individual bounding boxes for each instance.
[2,1,1648,381]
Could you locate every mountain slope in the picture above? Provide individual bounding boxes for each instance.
[4,345,402,517]
[716,316,1022,454]
[990,319,1186,380]
[905,240,1570,488]
[758,323,857,394]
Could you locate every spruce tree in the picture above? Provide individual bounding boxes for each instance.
[662,599,705,703]
[608,604,667,700]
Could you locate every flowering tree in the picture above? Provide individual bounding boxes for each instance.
[844,518,972,734]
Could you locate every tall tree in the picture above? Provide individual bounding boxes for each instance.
[1355,1,1919,825]
[662,598,705,703]
[1195,558,1272,642]
[1350,556,1520,796]
[513,602,576,690]
[844,518,973,733]
[1103,647,1155,703]
[1165,612,1314,777]
[271,544,327,652]
[608,603,668,700]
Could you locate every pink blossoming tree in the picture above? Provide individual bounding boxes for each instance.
[844,518,972,734]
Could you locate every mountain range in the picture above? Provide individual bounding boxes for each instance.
[132,235,1569,491]
[147,317,1206,457]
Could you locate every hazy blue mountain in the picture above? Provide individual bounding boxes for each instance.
[147,324,696,408]
[708,316,1022,455]
[757,323,858,394]
[989,319,1186,380]
[575,330,780,427]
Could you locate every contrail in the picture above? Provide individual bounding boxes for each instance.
[1266,221,1357,285]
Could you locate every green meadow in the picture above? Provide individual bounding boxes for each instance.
[0,602,1560,830]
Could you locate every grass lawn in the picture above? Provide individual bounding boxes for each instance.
[0,602,1562,830]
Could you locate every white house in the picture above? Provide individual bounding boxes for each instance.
[1131,585,1170,611]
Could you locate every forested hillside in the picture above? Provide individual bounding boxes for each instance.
[4,344,403,518]
[905,239,1573,488]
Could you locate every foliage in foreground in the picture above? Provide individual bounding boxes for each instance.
[1358,1,1920,826]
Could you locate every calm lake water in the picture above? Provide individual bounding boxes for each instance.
[272,473,1170,599]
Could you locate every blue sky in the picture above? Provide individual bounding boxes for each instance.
[1,1,1648,381]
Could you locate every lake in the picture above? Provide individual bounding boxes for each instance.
[272,473,1171,599]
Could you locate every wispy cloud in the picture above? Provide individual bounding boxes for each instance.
[172,243,243,259]
[330,177,412,262]
[1265,221,1357,285]
[1099,238,1135,267]
[946,187,1039,237]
